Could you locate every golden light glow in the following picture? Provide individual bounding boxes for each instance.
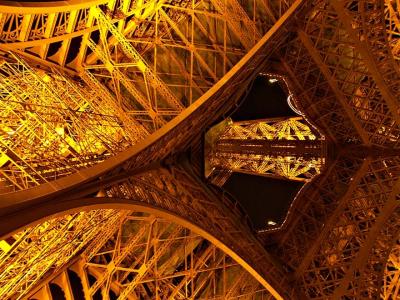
[1,0,397,299]
[0,55,144,193]
[206,117,325,184]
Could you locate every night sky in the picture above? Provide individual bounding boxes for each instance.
[222,76,304,231]
[231,76,296,120]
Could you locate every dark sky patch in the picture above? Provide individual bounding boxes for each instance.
[224,173,303,230]
[231,76,297,120]
[221,75,302,230]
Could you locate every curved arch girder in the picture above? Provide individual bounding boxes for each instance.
[0,161,299,299]
[20,212,272,300]
[0,0,308,229]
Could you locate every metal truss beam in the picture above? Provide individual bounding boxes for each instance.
[280,1,400,148]
[8,1,396,299]
[206,117,326,184]
[210,0,261,49]
[292,158,372,277]
[263,2,400,298]
[0,54,140,193]
[2,160,297,299]
[0,209,124,299]
[385,0,400,60]
[269,154,400,298]
[330,0,400,136]
[298,30,370,145]
[24,214,270,300]
[92,6,184,111]
[0,0,306,234]
[331,178,400,298]
[85,38,166,129]
[382,239,400,299]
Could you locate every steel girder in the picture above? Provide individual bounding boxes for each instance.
[262,1,400,298]
[0,0,305,195]
[0,162,296,299]
[0,0,307,299]
[205,117,326,184]
[2,0,400,299]
[281,0,400,148]
[25,215,270,300]
[0,0,306,233]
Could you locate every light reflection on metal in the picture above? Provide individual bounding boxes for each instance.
[260,72,305,117]
[2,210,271,300]
[382,239,400,299]
[0,209,123,299]
[385,0,400,61]
[205,117,326,186]
[0,2,306,297]
[0,54,145,193]
[2,0,400,299]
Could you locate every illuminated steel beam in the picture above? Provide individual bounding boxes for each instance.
[92,6,184,111]
[0,1,108,53]
[289,158,372,277]
[385,0,400,61]
[281,2,400,148]
[51,9,79,66]
[210,0,261,49]
[267,153,400,298]
[80,70,150,138]
[88,162,295,298]
[0,54,142,193]
[136,0,245,103]
[267,4,400,296]
[24,213,271,299]
[0,161,298,299]
[82,1,243,124]
[0,209,124,299]
[158,8,218,81]
[330,177,400,298]
[115,225,182,300]
[86,216,154,297]
[382,240,400,299]
[0,1,398,299]
[0,1,308,299]
[0,0,293,106]
[331,0,400,137]
[83,0,164,67]
[297,30,371,145]
[85,38,166,129]
[0,0,292,115]
[0,0,306,228]
[205,117,326,185]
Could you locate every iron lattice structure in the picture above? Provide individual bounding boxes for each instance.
[6,211,270,300]
[0,0,399,299]
[0,54,146,193]
[205,117,326,186]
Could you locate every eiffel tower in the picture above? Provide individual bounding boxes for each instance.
[0,0,399,299]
